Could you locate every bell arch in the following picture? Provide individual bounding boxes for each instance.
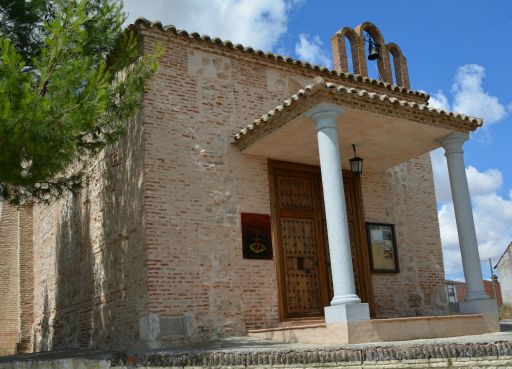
[354,22,393,83]
[330,27,367,76]
[387,42,410,89]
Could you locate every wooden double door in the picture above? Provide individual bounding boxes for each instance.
[268,160,373,320]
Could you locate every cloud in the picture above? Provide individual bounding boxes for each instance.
[439,188,512,275]
[294,34,332,68]
[122,0,302,51]
[428,90,450,111]
[431,149,503,203]
[430,148,451,203]
[428,64,509,126]
[466,166,502,196]
[452,65,508,124]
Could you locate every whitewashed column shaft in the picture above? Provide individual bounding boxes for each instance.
[441,132,488,301]
[307,104,360,305]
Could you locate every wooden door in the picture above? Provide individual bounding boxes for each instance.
[269,160,373,320]
[270,164,329,318]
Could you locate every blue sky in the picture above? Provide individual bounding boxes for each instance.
[123,0,512,280]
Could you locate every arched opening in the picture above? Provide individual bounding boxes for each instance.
[331,27,364,75]
[387,43,409,88]
[354,22,392,83]
[344,37,354,74]
[388,50,397,85]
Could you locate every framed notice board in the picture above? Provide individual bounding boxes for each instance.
[366,222,399,273]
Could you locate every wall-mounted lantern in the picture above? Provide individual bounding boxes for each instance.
[349,144,364,175]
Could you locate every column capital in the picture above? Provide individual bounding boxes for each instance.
[439,132,470,155]
[305,103,344,131]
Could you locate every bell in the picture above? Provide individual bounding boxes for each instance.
[367,39,380,60]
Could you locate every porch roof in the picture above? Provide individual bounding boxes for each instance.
[233,78,483,171]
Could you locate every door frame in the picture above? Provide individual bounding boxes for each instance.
[268,159,374,321]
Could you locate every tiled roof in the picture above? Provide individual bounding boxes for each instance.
[129,18,429,99]
[233,78,483,143]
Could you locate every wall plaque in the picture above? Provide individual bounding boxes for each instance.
[241,213,273,260]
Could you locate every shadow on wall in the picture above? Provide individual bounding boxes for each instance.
[38,289,51,351]
[35,113,146,351]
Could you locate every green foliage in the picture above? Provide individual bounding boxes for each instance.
[0,0,160,204]
[0,0,49,62]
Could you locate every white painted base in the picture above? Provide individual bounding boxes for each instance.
[324,303,370,324]
[248,313,496,345]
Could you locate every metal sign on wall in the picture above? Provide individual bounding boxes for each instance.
[241,213,273,260]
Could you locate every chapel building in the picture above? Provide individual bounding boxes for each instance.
[0,20,497,354]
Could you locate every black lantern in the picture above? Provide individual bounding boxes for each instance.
[349,144,364,175]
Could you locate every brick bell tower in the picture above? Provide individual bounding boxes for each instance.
[330,22,410,89]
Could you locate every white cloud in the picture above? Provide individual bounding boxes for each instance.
[428,64,509,126]
[430,148,451,203]
[430,150,503,203]
[122,0,301,51]
[428,90,450,111]
[439,188,512,275]
[452,65,507,124]
[466,166,502,196]
[294,34,332,68]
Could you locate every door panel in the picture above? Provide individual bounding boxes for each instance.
[273,169,327,318]
[277,176,314,210]
[281,217,322,316]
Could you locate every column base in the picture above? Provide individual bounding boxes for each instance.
[458,299,499,333]
[459,298,498,316]
[324,303,370,324]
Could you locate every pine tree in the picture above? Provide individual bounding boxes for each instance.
[0,0,159,204]
[0,0,49,62]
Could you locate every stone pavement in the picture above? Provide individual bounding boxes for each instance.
[2,332,512,368]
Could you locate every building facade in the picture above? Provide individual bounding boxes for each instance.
[0,20,492,354]
[496,242,512,315]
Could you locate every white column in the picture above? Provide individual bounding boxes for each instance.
[440,132,488,301]
[306,104,369,324]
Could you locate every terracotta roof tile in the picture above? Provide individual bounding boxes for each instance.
[233,78,483,143]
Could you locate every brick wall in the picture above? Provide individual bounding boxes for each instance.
[141,31,284,344]
[0,203,20,355]
[361,154,447,317]
[30,112,148,352]
[18,206,34,352]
